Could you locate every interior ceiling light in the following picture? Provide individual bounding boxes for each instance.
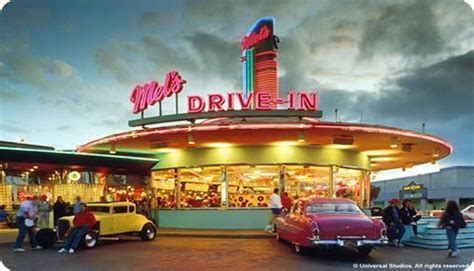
[188,133,195,145]
[297,131,305,142]
[401,143,413,152]
[109,143,116,154]
[432,148,440,158]
[390,137,399,149]
[150,141,168,149]
[370,157,398,162]
[362,149,400,156]
[333,136,354,145]
[205,142,233,148]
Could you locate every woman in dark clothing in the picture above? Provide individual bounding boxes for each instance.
[400,200,421,235]
[53,196,67,227]
[438,201,466,257]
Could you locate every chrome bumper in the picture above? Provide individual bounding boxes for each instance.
[307,236,389,247]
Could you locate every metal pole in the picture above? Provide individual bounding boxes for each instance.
[175,93,179,114]
[159,102,162,116]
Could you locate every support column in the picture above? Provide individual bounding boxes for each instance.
[329,166,336,198]
[221,166,228,209]
[175,168,180,209]
[420,199,427,213]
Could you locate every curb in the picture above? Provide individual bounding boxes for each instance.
[156,232,275,239]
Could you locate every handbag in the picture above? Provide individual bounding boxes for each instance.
[25,218,35,227]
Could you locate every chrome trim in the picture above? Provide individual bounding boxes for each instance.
[307,236,389,247]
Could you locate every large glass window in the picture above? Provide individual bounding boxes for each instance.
[334,167,363,206]
[178,167,222,208]
[152,170,177,209]
[284,166,330,199]
[227,165,279,208]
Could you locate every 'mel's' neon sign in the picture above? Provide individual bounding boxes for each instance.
[129,71,186,114]
[240,25,270,51]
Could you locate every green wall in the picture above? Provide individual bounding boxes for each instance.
[154,209,271,229]
[153,145,370,170]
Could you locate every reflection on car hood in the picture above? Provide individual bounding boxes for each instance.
[307,213,374,229]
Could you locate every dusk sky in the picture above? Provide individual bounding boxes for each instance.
[0,0,473,180]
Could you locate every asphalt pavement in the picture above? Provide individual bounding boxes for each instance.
[0,236,473,271]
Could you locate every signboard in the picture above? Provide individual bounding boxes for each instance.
[129,71,186,114]
[399,181,427,200]
[402,181,423,191]
[127,17,322,127]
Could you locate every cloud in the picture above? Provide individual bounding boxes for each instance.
[95,41,133,84]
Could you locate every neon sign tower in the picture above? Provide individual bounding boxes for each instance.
[240,17,279,108]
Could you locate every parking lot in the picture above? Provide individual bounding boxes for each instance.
[1,236,473,271]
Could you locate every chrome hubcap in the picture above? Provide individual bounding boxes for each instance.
[295,244,301,252]
[146,228,155,239]
[85,234,97,247]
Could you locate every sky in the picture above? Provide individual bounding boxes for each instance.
[0,0,473,181]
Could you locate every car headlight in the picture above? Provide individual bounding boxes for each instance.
[312,223,320,240]
[380,228,387,238]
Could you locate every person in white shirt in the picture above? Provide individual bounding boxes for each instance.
[265,188,282,232]
[13,196,42,252]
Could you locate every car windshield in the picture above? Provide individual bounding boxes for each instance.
[88,206,110,213]
[305,202,363,214]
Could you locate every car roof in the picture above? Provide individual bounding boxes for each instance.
[88,201,135,207]
[298,197,356,205]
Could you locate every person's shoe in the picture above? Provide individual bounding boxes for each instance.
[13,248,25,252]
[264,225,272,232]
[451,250,459,257]
[32,246,42,250]
[68,248,74,253]
[392,239,400,247]
[398,242,405,248]
[58,248,67,253]
[447,250,452,257]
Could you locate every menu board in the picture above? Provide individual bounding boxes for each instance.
[185,183,209,192]
[155,180,175,190]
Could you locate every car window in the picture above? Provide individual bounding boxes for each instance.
[113,206,128,214]
[305,203,363,214]
[467,207,474,212]
[89,206,110,213]
[129,206,135,213]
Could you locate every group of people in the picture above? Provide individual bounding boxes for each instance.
[264,188,292,232]
[383,198,466,257]
[13,195,86,253]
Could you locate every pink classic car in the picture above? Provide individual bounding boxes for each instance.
[274,197,388,256]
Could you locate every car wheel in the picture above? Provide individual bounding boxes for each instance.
[294,244,306,255]
[35,228,56,248]
[82,231,99,249]
[357,246,373,257]
[274,227,283,242]
[140,223,156,241]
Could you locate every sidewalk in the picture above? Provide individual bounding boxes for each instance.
[156,228,274,239]
[0,228,274,244]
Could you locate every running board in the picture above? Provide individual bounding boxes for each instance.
[99,237,120,241]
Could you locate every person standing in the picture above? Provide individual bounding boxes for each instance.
[38,195,52,229]
[0,205,7,222]
[58,203,96,254]
[281,192,292,214]
[53,196,67,227]
[73,195,83,215]
[439,201,467,257]
[400,200,421,235]
[13,196,42,252]
[382,198,405,247]
[265,188,282,232]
